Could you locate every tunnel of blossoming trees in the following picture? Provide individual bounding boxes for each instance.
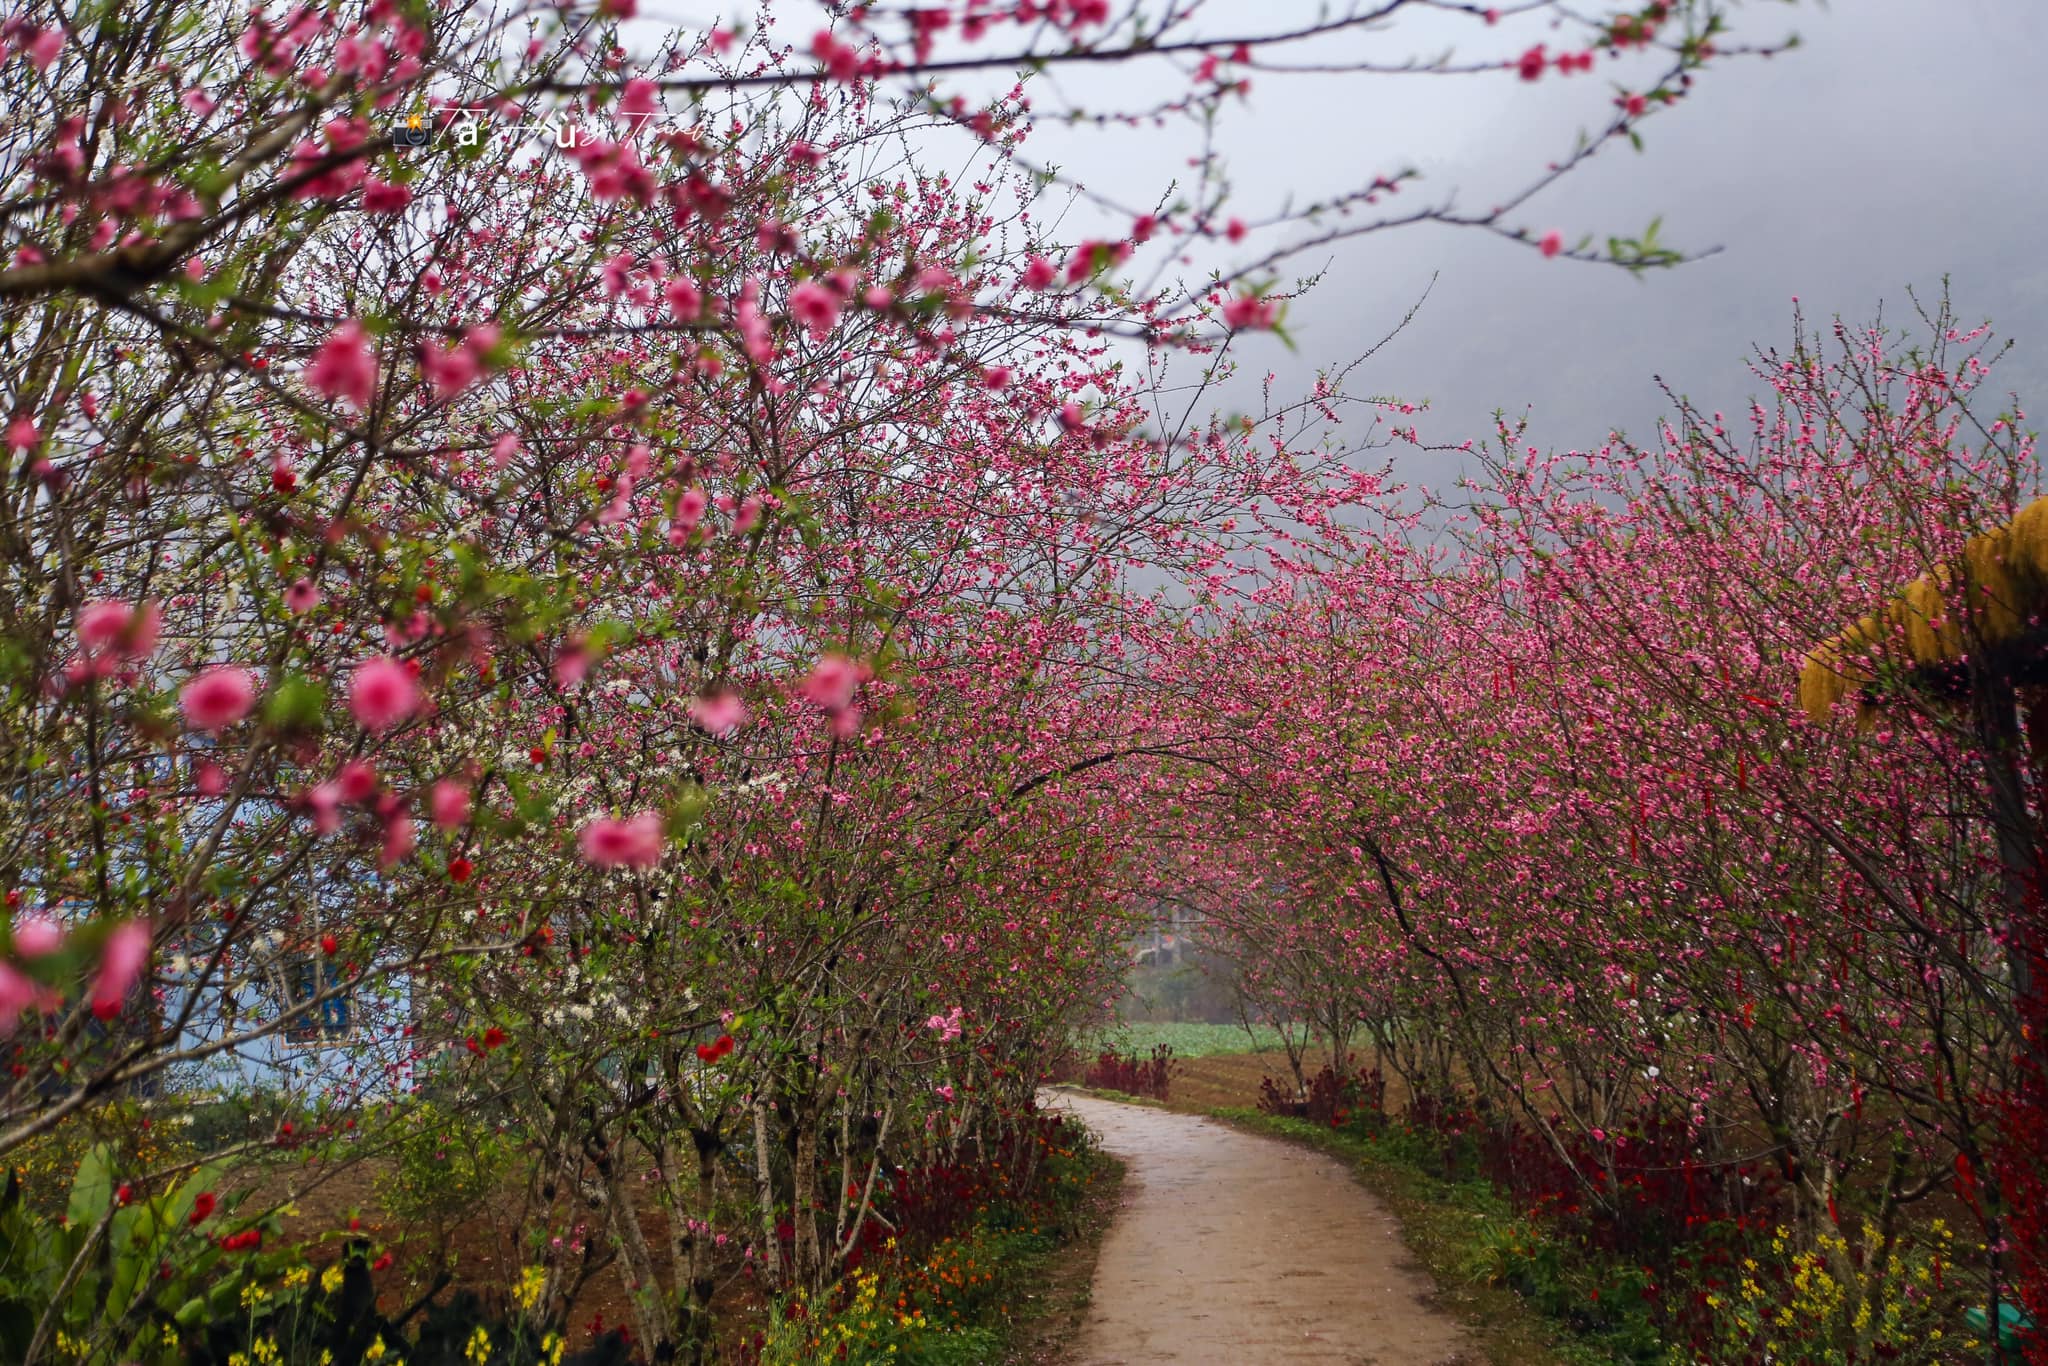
[0,1,2042,1363]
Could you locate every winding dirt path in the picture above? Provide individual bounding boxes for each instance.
[1046,1091,1470,1366]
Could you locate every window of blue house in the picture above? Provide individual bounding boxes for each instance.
[284,958,352,1044]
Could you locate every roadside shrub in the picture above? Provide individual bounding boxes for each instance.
[1344,1089,1980,1362]
[748,1114,1107,1366]
[190,1241,597,1366]
[1257,1061,1385,1131]
[1468,1212,1660,1356]
[373,1101,515,1240]
[0,1143,298,1365]
[1676,1220,1975,1366]
[5,1102,195,1218]
[1081,1045,1175,1100]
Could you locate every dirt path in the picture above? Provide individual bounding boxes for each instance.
[1046,1091,1470,1366]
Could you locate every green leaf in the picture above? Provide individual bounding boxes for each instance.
[264,675,328,732]
[67,1144,113,1228]
[164,1164,221,1230]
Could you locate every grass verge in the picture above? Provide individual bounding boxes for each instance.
[997,1145,1124,1365]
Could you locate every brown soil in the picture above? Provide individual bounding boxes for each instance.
[1168,1050,1420,1116]
[1047,1089,1470,1366]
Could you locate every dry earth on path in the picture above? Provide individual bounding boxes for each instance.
[1045,1089,1470,1366]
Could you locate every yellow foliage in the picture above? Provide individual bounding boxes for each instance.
[1961,526,2023,642]
[1802,495,2048,723]
[1894,569,1962,665]
[1798,646,1854,723]
[2006,494,2048,590]
[1798,615,1882,723]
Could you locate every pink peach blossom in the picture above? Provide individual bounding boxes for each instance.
[76,599,161,663]
[421,338,481,400]
[304,781,343,834]
[306,321,375,411]
[787,280,841,341]
[336,759,379,804]
[1222,292,1277,330]
[664,276,703,322]
[348,655,419,731]
[11,916,63,959]
[430,779,471,830]
[180,666,257,731]
[0,962,59,1034]
[579,811,664,869]
[554,640,591,688]
[91,920,150,1021]
[360,179,411,214]
[23,26,61,71]
[620,77,659,119]
[800,654,862,712]
[688,691,748,736]
[379,813,415,870]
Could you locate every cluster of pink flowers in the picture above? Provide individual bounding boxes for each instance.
[580,811,665,869]
[71,599,161,681]
[306,320,376,411]
[800,653,870,737]
[926,1005,965,1042]
[0,915,151,1033]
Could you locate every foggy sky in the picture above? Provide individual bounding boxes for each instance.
[1002,0,2048,485]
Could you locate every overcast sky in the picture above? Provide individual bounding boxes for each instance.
[967,0,2048,487]
[658,2,2047,490]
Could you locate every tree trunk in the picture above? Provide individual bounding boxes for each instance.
[790,1092,823,1291]
[676,1127,721,1365]
[753,1085,782,1294]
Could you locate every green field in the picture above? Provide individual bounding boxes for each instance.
[1078,1021,1293,1058]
